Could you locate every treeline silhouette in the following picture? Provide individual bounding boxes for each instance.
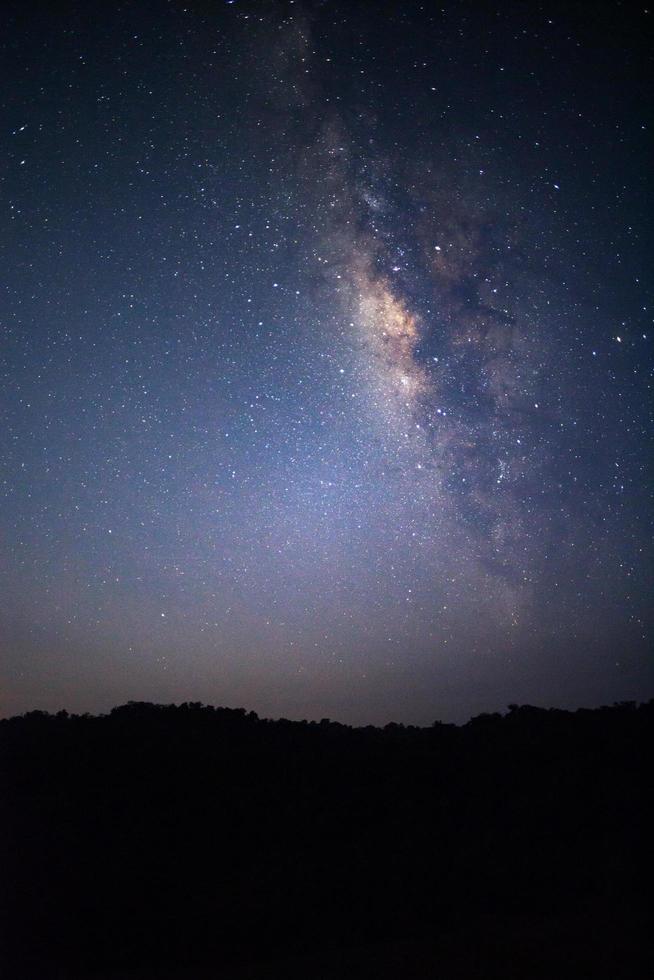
[1,700,651,978]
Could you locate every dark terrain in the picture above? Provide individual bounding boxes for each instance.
[1,700,651,978]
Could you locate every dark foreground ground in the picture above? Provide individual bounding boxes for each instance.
[1,701,651,978]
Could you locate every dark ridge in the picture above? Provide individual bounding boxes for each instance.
[1,700,651,978]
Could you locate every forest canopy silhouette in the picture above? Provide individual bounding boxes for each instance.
[2,699,650,978]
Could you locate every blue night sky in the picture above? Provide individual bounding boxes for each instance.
[1,0,652,724]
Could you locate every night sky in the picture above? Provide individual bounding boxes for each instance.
[1,0,652,725]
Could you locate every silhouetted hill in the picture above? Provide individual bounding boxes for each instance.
[1,701,651,978]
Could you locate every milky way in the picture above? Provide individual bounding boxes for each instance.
[1,0,651,723]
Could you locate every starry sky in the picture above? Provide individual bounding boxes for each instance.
[1,0,652,725]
